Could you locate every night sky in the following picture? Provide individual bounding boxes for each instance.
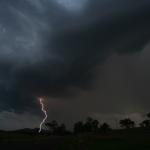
[0,0,150,130]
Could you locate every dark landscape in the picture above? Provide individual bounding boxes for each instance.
[0,1,150,150]
[1,128,150,150]
[1,115,150,150]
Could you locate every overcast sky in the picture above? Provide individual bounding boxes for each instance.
[0,0,150,130]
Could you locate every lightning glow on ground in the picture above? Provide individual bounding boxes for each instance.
[38,98,47,133]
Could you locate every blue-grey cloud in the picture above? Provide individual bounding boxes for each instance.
[0,0,150,115]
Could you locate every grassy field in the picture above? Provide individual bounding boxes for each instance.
[0,130,150,150]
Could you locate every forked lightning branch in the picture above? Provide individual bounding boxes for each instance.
[38,98,47,133]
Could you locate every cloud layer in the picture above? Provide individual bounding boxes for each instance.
[0,0,150,129]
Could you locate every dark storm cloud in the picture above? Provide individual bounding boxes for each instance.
[0,0,150,113]
[16,1,150,95]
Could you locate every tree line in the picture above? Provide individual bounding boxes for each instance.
[44,113,150,135]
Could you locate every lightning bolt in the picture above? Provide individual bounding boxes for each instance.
[38,98,47,133]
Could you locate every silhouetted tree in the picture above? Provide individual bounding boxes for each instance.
[140,120,150,128]
[55,124,67,135]
[74,117,99,134]
[120,118,135,129]
[147,113,150,120]
[83,117,99,132]
[45,121,69,135]
[83,117,94,132]
[92,119,99,132]
[45,120,58,134]
[139,113,150,128]
[74,121,84,134]
[100,123,111,133]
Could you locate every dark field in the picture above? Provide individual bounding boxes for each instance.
[1,129,150,150]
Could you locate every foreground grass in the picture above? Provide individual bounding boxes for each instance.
[0,131,150,150]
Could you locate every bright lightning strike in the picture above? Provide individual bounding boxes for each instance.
[38,98,47,133]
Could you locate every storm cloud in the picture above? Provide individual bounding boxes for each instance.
[0,0,150,129]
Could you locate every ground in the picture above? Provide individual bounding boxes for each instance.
[0,130,150,150]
